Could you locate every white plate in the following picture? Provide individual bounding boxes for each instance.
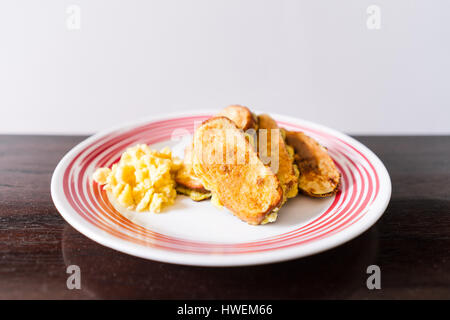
[51,111,391,266]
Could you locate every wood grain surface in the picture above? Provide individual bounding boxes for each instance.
[0,135,449,299]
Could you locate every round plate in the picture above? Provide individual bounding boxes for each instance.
[51,111,391,266]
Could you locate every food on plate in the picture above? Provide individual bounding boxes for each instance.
[257,114,299,205]
[217,104,258,131]
[176,105,258,201]
[192,116,283,225]
[285,131,340,197]
[175,185,212,201]
[175,144,211,201]
[91,104,341,225]
[93,144,182,212]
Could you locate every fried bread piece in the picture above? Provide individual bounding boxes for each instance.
[192,117,282,225]
[285,131,340,197]
[175,185,211,201]
[217,105,258,131]
[176,105,257,199]
[175,144,211,201]
[175,144,206,191]
[257,114,299,204]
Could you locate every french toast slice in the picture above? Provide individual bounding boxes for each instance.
[176,105,257,200]
[192,117,283,225]
[218,105,258,131]
[175,144,211,201]
[175,184,211,201]
[257,114,299,204]
[285,131,340,197]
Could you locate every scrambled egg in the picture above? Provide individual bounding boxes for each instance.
[261,211,278,224]
[93,144,182,213]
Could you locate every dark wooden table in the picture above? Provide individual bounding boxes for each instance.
[0,135,449,299]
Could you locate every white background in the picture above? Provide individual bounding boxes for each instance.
[1,0,449,135]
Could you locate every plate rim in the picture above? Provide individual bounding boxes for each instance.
[51,110,391,266]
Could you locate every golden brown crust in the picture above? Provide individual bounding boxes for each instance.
[257,114,299,204]
[217,105,257,131]
[175,165,207,191]
[285,131,341,197]
[175,144,207,191]
[192,116,282,225]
